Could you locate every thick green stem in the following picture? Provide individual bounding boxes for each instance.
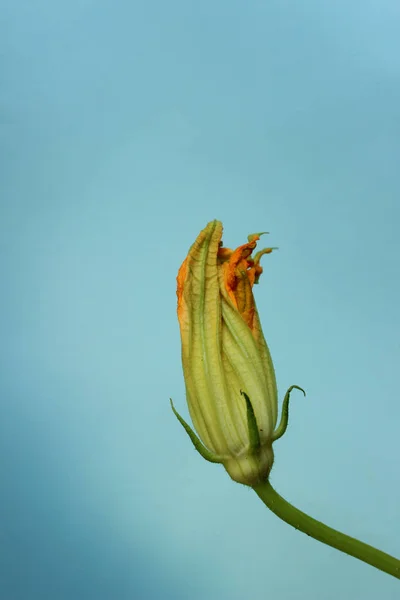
[253,480,400,580]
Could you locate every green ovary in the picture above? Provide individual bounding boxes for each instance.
[223,444,274,486]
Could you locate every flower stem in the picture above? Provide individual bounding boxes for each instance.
[253,480,400,579]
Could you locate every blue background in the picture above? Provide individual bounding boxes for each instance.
[2,1,400,598]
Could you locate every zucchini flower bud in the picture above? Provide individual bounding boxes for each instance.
[170,222,400,583]
[171,220,303,486]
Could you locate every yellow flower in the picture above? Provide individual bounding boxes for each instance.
[171,220,304,486]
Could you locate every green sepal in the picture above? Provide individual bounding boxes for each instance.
[170,399,224,464]
[240,390,261,453]
[272,385,306,442]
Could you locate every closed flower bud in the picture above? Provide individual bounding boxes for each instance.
[171,220,304,486]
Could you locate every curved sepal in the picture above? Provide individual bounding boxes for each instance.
[240,390,261,453]
[170,399,224,464]
[272,385,306,442]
